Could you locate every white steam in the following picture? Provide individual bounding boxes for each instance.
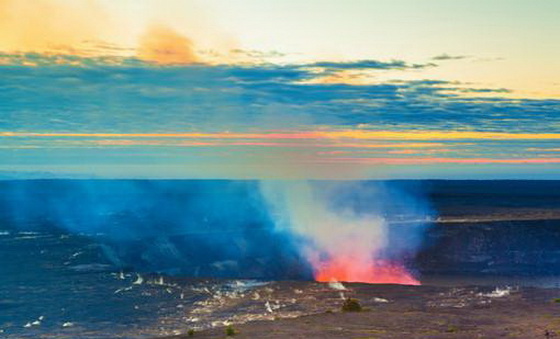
[259,181,387,276]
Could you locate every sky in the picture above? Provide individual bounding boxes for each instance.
[0,0,559,179]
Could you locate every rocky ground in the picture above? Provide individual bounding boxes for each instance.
[162,281,560,339]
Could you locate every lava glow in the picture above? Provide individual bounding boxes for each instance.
[260,181,426,285]
[313,257,420,285]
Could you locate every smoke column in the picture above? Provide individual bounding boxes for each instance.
[260,181,424,285]
[0,180,429,282]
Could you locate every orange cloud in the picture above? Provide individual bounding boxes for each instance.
[81,139,445,150]
[0,0,109,55]
[323,130,560,141]
[137,25,199,65]
[2,130,559,141]
[387,149,426,154]
[93,140,214,147]
[0,1,207,65]
[322,157,560,165]
[0,131,322,139]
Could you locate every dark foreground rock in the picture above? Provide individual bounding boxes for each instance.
[164,282,560,339]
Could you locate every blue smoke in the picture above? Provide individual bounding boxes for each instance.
[0,180,433,280]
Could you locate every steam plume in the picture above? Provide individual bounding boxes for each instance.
[0,180,429,282]
[260,181,424,284]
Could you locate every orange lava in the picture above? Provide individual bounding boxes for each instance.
[313,258,420,285]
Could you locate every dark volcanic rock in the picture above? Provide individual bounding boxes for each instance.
[417,219,560,275]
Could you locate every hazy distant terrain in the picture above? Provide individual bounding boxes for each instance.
[1,180,560,278]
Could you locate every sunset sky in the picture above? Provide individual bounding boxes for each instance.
[1,0,559,179]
